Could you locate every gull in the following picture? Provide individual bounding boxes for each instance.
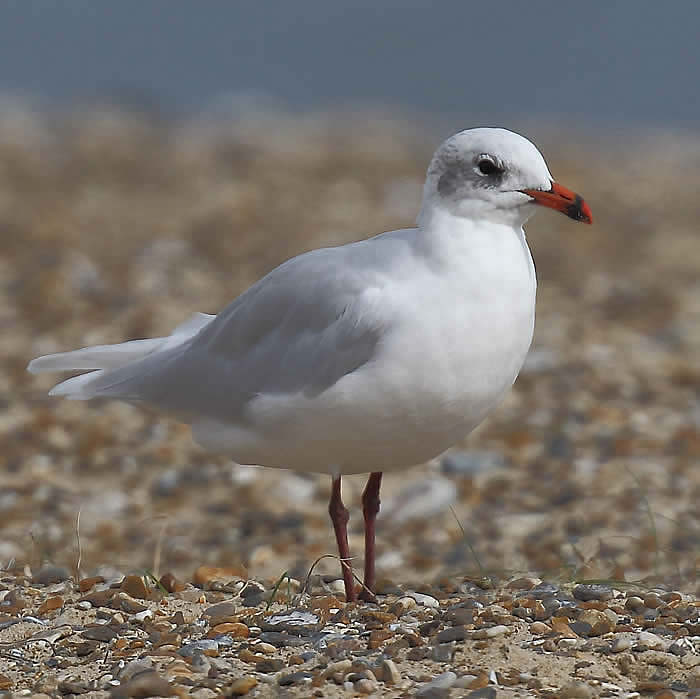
[28,128,592,602]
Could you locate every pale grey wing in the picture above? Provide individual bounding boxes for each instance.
[85,244,392,421]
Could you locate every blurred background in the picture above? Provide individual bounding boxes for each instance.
[1,1,698,591]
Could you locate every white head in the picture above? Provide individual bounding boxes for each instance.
[418,127,592,228]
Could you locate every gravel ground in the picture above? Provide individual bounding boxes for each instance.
[0,104,698,696]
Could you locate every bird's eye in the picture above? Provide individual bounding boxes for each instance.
[476,157,503,176]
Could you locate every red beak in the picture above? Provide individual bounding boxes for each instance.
[521,181,593,224]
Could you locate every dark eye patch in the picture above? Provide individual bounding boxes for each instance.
[437,158,472,197]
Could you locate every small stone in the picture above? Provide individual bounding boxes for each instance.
[558,681,594,698]
[578,609,615,636]
[37,596,64,615]
[240,580,266,598]
[193,564,247,589]
[159,572,184,593]
[408,591,440,608]
[116,592,148,613]
[637,631,665,650]
[407,646,430,661]
[471,624,510,639]
[573,584,613,602]
[259,631,306,647]
[277,671,312,686]
[380,659,401,685]
[58,680,90,694]
[416,671,457,697]
[507,576,541,590]
[395,596,417,612]
[119,658,154,681]
[569,621,593,637]
[212,622,249,638]
[431,642,455,662]
[611,635,632,652]
[33,564,71,586]
[82,625,118,642]
[179,639,219,657]
[255,642,276,655]
[79,589,115,607]
[468,689,497,699]
[625,595,645,612]
[254,659,284,673]
[436,626,467,643]
[530,621,550,635]
[110,671,173,698]
[416,690,450,699]
[133,609,153,623]
[78,575,105,593]
[203,600,238,618]
[121,574,150,599]
[368,628,393,649]
[643,593,663,609]
[354,678,376,694]
[262,608,321,635]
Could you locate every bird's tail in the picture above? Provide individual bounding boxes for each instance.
[27,312,215,400]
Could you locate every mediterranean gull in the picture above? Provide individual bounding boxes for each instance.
[28,127,592,602]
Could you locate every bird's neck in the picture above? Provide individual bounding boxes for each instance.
[416,203,535,285]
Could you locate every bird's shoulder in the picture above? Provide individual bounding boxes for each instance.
[198,228,420,357]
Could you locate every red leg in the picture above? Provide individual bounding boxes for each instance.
[328,476,356,602]
[359,472,383,601]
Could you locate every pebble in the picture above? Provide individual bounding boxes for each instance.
[111,671,173,699]
[507,576,541,590]
[416,671,457,697]
[178,639,219,657]
[643,592,663,609]
[224,677,258,695]
[203,601,238,618]
[193,565,247,589]
[431,642,455,662]
[468,689,497,699]
[637,631,665,650]
[407,592,440,608]
[354,678,377,694]
[259,631,307,647]
[625,595,645,612]
[530,621,550,634]
[380,659,401,685]
[611,635,632,652]
[211,622,249,638]
[132,609,153,622]
[573,583,613,602]
[82,626,117,642]
[191,654,211,674]
[277,670,312,686]
[578,609,615,636]
[118,658,153,681]
[395,596,417,611]
[120,574,150,599]
[558,681,594,699]
[254,642,276,655]
[471,624,509,639]
[255,659,285,673]
[436,625,467,643]
[263,609,321,634]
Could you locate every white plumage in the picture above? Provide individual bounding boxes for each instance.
[28,127,592,601]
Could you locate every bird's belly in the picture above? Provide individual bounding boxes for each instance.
[195,283,535,474]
